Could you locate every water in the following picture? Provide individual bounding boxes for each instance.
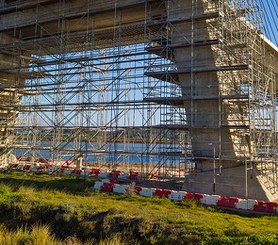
[14,141,188,166]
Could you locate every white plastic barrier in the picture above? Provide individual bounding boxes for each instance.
[113,184,128,194]
[99,172,110,178]
[93,181,103,190]
[200,195,221,206]
[236,199,258,210]
[102,179,111,184]
[64,169,72,175]
[139,188,156,197]
[169,191,187,201]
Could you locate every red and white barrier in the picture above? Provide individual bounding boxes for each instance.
[92,182,278,214]
[6,161,278,215]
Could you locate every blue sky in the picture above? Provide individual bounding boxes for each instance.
[259,0,278,47]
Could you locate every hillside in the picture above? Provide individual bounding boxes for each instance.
[0,171,277,245]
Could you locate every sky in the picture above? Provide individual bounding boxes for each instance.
[258,0,278,47]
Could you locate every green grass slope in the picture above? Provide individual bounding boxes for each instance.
[0,171,277,245]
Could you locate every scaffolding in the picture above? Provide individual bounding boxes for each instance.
[0,0,276,194]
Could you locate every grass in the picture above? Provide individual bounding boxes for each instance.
[0,171,277,244]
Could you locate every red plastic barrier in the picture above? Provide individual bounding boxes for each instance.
[101,183,114,192]
[185,192,204,201]
[109,170,120,184]
[90,168,101,176]
[23,164,31,171]
[253,201,278,213]
[154,189,172,198]
[217,197,239,208]
[193,193,204,201]
[71,169,82,175]
[134,186,142,193]
[16,156,22,161]
[109,178,119,184]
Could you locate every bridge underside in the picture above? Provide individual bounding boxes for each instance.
[0,0,277,200]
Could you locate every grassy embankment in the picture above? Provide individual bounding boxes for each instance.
[0,171,277,244]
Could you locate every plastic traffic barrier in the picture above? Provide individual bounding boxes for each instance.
[102,179,111,184]
[101,183,114,192]
[134,186,142,193]
[236,199,257,210]
[139,188,156,197]
[200,195,220,206]
[169,191,187,201]
[185,192,205,201]
[93,181,103,190]
[71,169,82,175]
[153,189,172,198]
[217,196,239,208]
[113,184,128,194]
[253,201,278,213]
